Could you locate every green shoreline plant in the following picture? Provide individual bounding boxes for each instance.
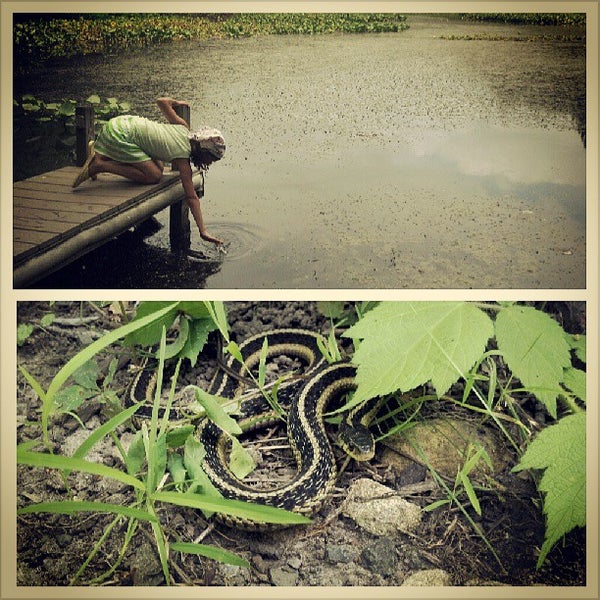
[17,300,586,583]
[14,13,409,71]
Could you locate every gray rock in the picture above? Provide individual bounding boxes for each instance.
[326,544,356,564]
[361,538,398,576]
[342,478,422,536]
[270,565,299,586]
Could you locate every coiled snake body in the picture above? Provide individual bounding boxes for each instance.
[128,329,382,529]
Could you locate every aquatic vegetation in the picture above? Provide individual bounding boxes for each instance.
[14,13,408,71]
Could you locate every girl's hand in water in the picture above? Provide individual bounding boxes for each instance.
[200,230,225,246]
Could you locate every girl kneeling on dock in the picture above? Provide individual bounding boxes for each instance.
[72,97,226,246]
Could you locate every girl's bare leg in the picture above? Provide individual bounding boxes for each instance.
[89,153,164,184]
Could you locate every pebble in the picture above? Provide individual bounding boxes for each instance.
[361,538,398,576]
[270,565,299,586]
[326,544,356,564]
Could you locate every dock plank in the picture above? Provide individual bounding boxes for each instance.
[13,165,201,287]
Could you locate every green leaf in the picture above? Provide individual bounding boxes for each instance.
[229,437,256,479]
[344,302,494,403]
[167,452,187,488]
[317,301,346,319]
[161,315,189,360]
[40,313,55,327]
[194,388,242,435]
[72,358,100,390]
[86,94,101,104]
[17,323,34,345]
[563,368,586,403]
[17,450,145,491]
[73,402,143,462]
[18,500,156,522]
[166,425,195,448]
[152,491,311,526]
[513,412,586,567]
[183,436,221,498]
[179,317,212,366]
[171,541,250,567]
[125,430,146,476]
[57,100,76,117]
[123,302,180,347]
[54,384,96,412]
[495,305,571,418]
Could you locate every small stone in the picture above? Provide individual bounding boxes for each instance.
[342,478,422,536]
[361,538,398,576]
[270,565,299,586]
[402,568,453,586]
[326,544,356,564]
[287,557,302,570]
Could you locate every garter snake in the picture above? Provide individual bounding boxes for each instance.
[127,328,383,529]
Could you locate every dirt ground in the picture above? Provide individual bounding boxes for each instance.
[15,301,586,589]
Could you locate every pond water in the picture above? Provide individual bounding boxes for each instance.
[15,15,586,289]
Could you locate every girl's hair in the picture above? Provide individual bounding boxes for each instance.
[190,145,220,172]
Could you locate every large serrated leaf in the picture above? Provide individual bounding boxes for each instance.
[344,302,494,402]
[513,412,586,567]
[495,305,571,418]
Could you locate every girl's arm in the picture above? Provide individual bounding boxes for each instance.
[156,97,190,127]
[172,158,224,245]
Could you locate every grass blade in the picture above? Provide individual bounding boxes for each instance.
[172,542,250,567]
[17,450,146,491]
[152,491,311,526]
[17,500,156,522]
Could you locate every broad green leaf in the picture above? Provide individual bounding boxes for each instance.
[229,437,256,479]
[179,301,212,319]
[180,317,212,366]
[317,301,346,319]
[18,500,157,522]
[72,358,100,390]
[166,425,195,448]
[344,302,494,403]
[53,384,96,412]
[123,302,180,347]
[513,412,586,567]
[171,541,250,567]
[495,305,571,418]
[86,94,101,104]
[563,368,586,403]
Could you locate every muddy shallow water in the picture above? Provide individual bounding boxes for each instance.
[17,15,586,289]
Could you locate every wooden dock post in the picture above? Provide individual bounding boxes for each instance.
[169,103,192,253]
[75,104,95,166]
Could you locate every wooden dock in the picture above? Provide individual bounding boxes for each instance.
[13,166,201,287]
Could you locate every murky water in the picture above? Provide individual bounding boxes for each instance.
[16,15,586,289]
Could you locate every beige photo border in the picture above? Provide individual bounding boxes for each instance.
[1,1,598,599]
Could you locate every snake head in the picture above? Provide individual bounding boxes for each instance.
[338,421,375,461]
